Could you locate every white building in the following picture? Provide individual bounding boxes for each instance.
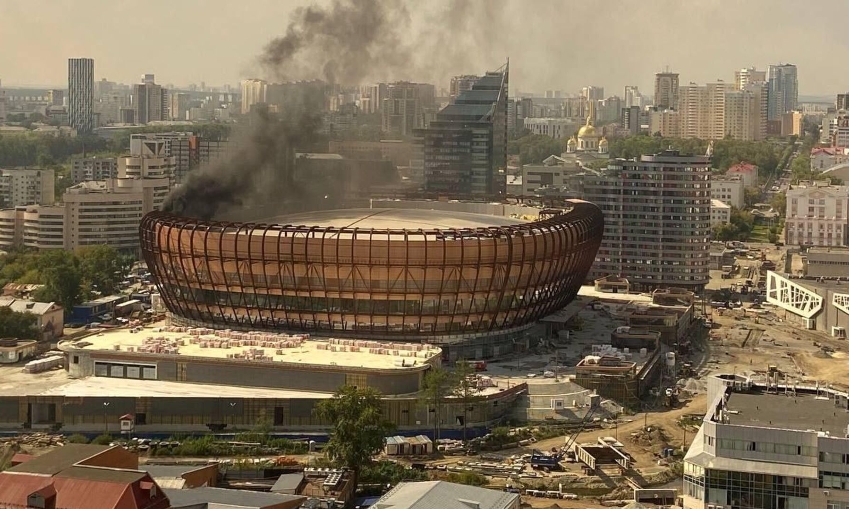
[711,176,745,208]
[523,117,577,139]
[376,481,519,509]
[785,181,849,247]
[811,148,849,172]
[71,157,118,184]
[240,79,267,115]
[0,297,64,341]
[734,67,766,90]
[726,163,760,188]
[684,374,849,509]
[0,136,173,253]
[711,199,731,225]
[0,169,55,207]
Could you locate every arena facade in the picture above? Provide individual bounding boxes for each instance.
[140,200,603,359]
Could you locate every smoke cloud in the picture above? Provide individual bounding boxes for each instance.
[163,0,510,221]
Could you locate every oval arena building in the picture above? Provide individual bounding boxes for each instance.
[140,200,603,358]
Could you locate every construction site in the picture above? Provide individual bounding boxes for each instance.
[3,242,849,507]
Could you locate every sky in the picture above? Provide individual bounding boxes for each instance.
[0,0,845,98]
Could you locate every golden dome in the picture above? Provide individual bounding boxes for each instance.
[567,137,577,147]
[599,137,608,146]
[577,116,597,138]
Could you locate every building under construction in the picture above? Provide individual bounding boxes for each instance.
[574,328,663,406]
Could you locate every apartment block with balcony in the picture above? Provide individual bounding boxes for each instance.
[0,169,55,207]
[711,199,731,225]
[583,150,712,291]
[785,181,849,247]
[71,157,118,184]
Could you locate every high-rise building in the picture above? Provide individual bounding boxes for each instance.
[767,63,798,120]
[621,106,641,135]
[654,72,679,110]
[381,82,435,139]
[648,109,680,138]
[133,79,167,124]
[420,64,508,196]
[724,82,767,141]
[781,110,803,137]
[518,97,533,120]
[624,86,643,108]
[71,157,118,184]
[449,75,479,103]
[583,150,711,290]
[0,169,55,207]
[48,89,64,107]
[837,93,849,111]
[678,82,729,139]
[168,92,190,121]
[240,79,267,114]
[581,86,604,102]
[68,58,94,134]
[734,67,766,90]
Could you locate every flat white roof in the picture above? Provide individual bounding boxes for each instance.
[63,327,440,371]
[37,376,336,399]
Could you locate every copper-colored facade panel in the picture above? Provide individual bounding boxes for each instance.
[140,201,604,340]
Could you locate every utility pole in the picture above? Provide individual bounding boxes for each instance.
[103,402,110,436]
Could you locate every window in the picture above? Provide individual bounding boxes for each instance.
[72,355,79,364]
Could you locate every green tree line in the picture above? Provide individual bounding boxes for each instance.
[508,132,785,175]
[0,246,133,313]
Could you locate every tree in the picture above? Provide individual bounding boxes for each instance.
[771,192,787,217]
[317,385,395,487]
[743,187,761,208]
[33,250,84,312]
[420,367,453,442]
[76,245,122,295]
[0,307,40,340]
[452,361,484,443]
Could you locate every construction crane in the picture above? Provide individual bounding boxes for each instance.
[561,396,601,455]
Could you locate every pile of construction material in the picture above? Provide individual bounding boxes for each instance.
[24,355,63,373]
[0,433,65,447]
[161,327,307,349]
[316,338,436,358]
[133,336,183,354]
[227,348,273,362]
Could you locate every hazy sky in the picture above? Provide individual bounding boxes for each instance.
[0,0,845,97]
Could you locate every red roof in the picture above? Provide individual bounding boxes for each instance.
[812,147,838,155]
[10,453,35,466]
[0,472,170,509]
[728,162,757,173]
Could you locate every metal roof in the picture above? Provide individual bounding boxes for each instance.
[165,486,306,509]
[7,444,113,475]
[375,481,519,509]
[0,296,58,316]
[270,472,305,493]
[56,466,148,484]
[140,464,213,479]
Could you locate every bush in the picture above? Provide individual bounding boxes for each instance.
[91,434,112,445]
[65,434,89,444]
[446,471,488,487]
[360,461,429,485]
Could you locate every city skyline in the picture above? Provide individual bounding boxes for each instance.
[0,0,847,97]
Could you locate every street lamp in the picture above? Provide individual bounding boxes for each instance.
[103,402,110,437]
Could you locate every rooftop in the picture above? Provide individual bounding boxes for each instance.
[61,327,440,371]
[376,481,519,509]
[165,486,304,509]
[725,391,849,436]
[7,444,112,475]
[35,376,339,399]
[0,297,57,315]
[264,208,523,230]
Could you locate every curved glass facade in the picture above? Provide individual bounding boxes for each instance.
[140,201,603,340]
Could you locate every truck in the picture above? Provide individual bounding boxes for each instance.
[530,449,563,470]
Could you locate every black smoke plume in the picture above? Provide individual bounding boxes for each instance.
[163,0,507,220]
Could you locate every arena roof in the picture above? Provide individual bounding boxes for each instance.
[62,328,441,371]
[262,208,525,230]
